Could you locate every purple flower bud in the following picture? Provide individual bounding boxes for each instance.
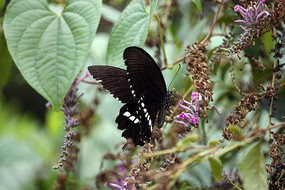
[118,162,126,173]
[45,102,52,109]
[234,5,241,12]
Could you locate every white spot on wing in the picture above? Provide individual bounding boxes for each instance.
[123,112,131,117]
[149,119,152,126]
[134,119,139,123]
[129,116,135,121]
[143,108,147,113]
[131,90,134,94]
[141,102,145,107]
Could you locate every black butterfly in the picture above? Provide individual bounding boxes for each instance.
[88,47,171,146]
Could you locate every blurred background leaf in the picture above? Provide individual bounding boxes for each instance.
[0,34,13,88]
[107,0,158,67]
[241,141,268,190]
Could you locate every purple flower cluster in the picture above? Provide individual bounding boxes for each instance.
[174,93,220,132]
[50,72,90,169]
[62,73,89,131]
[105,162,135,190]
[174,93,203,129]
[234,0,270,31]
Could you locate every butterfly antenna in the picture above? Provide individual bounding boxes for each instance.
[167,64,181,90]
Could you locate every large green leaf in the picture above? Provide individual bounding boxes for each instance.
[107,0,158,67]
[241,141,268,190]
[3,0,101,109]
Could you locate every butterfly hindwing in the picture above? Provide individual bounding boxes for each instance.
[115,92,161,146]
[88,65,136,103]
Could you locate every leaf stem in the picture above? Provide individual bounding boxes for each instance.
[200,1,223,45]
[221,175,243,190]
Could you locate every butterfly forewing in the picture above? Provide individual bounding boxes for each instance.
[88,65,136,103]
[123,47,167,98]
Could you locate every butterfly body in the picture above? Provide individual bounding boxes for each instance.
[88,47,171,146]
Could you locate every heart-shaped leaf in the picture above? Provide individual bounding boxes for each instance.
[4,0,101,109]
[107,0,158,67]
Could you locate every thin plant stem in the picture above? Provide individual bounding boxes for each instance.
[201,119,207,145]
[221,175,243,190]
[200,1,223,45]
[161,1,224,71]
[154,14,168,67]
[148,122,285,189]
[82,79,100,85]
[268,28,277,139]
[230,58,246,96]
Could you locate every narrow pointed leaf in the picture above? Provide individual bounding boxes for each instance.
[241,141,268,190]
[4,0,101,109]
[107,0,158,67]
[228,125,243,138]
[209,157,223,182]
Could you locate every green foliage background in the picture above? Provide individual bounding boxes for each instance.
[0,0,284,189]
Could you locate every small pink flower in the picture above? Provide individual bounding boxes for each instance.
[190,117,199,124]
[191,92,199,100]
[179,112,187,120]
